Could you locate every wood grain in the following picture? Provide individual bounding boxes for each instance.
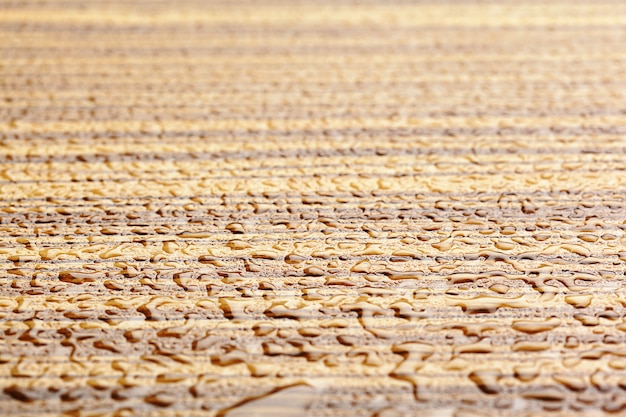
[1,1,626,416]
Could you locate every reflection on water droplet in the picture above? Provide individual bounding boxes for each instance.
[217,384,316,417]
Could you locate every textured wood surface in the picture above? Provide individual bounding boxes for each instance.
[1,1,626,416]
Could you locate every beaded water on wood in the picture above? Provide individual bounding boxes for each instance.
[1,1,626,416]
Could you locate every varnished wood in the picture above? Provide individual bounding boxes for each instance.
[1,1,626,416]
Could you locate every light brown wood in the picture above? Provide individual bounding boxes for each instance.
[1,1,626,416]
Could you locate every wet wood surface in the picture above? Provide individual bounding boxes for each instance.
[1,1,626,416]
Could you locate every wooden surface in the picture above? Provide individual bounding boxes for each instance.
[1,1,626,416]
